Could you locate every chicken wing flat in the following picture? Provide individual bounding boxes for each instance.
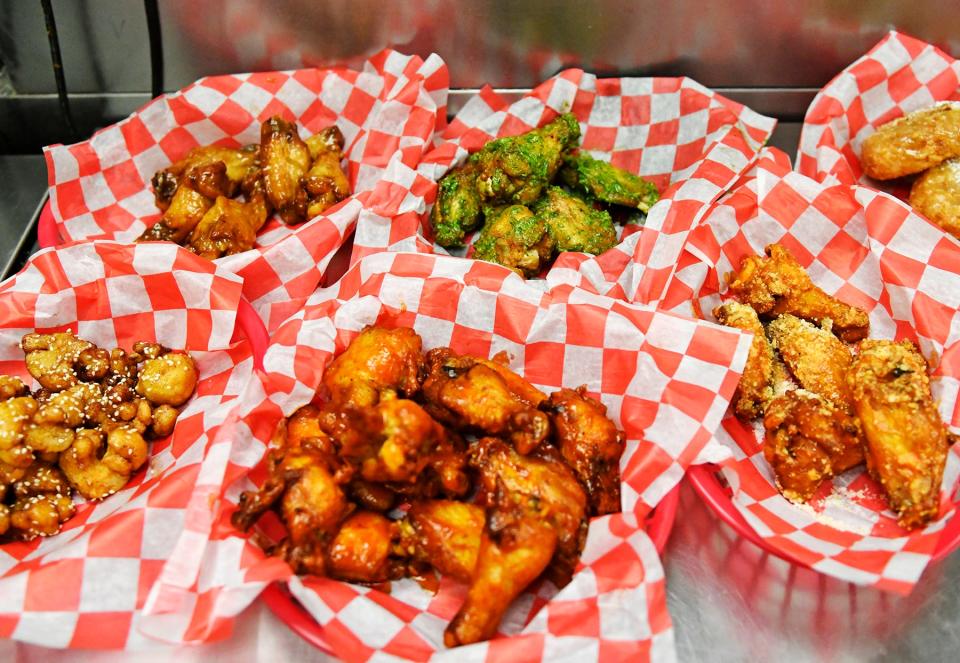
[421,348,550,454]
[763,390,864,503]
[325,510,406,583]
[403,499,484,582]
[543,386,624,516]
[322,326,423,408]
[304,126,351,219]
[534,185,617,256]
[728,243,870,342]
[861,103,960,181]
[472,204,555,277]
[431,158,483,248]
[559,151,660,212]
[187,192,269,259]
[909,157,960,240]
[714,301,776,419]
[473,113,581,205]
[261,116,312,224]
[767,314,853,410]
[445,437,586,647]
[848,340,950,529]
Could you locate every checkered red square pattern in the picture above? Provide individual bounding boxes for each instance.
[797,31,960,192]
[658,149,960,593]
[42,50,448,326]
[142,251,753,660]
[350,71,776,307]
[0,242,259,648]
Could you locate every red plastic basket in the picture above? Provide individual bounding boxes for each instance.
[688,464,960,567]
[263,484,681,653]
[37,199,58,249]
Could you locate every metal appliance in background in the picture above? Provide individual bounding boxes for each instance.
[1,2,959,660]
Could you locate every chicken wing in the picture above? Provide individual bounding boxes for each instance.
[559,151,660,212]
[187,192,270,259]
[861,103,960,180]
[261,116,312,224]
[421,348,550,454]
[473,113,581,205]
[21,331,94,392]
[714,301,777,419]
[534,185,617,255]
[767,314,853,410]
[140,161,235,244]
[151,144,258,210]
[727,243,870,342]
[848,339,950,529]
[472,204,555,277]
[322,326,424,408]
[763,390,864,503]
[403,499,484,582]
[445,437,587,647]
[431,158,483,248]
[543,386,624,516]
[909,157,960,241]
[303,126,351,219]
[325,510,405,583]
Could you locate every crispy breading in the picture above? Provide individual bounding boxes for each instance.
[909,157,960,240]
[861,103,960,180]
[767,314,853,410]
[714,301,776,419]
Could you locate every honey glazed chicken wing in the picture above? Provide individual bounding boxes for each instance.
[445,437,587,646]
[763,390,864,503]
[860,103,960,181]
[187,193,270,260]
[767,314,853,410]
[713,301,777,419]
[543,386,624,516]
[727,243,870,342]
[303,126,350,219]
[421,348,550,454]
[261,115,312,225]
[140,161,235,244]
[848,340,950,529]
[322,326,424,409]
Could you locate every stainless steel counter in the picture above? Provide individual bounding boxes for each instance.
[3,123,959,662]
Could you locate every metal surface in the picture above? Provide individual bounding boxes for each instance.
[0,155,44,278]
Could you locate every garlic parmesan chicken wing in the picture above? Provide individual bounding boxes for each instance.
[322,326,423,409]
[714,301,776,419]
[763,390,864,503]
[767,314,853,410]
[861,103,960,181]
[445,437,587,647]
[909,157,960,241]
[543,386,624,516]
[848,340,950,529]
[421,347,550,454]
[727,243,870,342]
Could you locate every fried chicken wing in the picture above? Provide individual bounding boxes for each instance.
[477,352,547,407]
[9,493,75,540]
[861,103,960,180]
[135,346,199,407]
[422,348,550,454]
[763,390,864,503]
[322,326,424,408]
[534,186,617,255]
[714,301,777,419]
[187,192,270,260]
[559,151,660,211]
[303,126,350,219]
[404,500,484,582]
[0,376,28,400]
[446,437,587,646]
[472,204,555,277]
[473,113,581,205]
[909,157,960,240]
[848,340,950,529]
[727,243,870,342]
[767,314,853,410]
[141,161,235,244]
[325,510,404,583]
[431,159,484,248]
[543,386,624,516]
[58,425,149,500]
[151,144,258,210]
[21,331,95,392]
[261,115,312,224]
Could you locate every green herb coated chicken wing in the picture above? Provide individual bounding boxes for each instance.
[559,151,659,212]
[473,113,581,205]
[430,157,483,248]
[534,186,617,255]
[473,205,555,277]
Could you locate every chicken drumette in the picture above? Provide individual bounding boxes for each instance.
[322,326,424,408]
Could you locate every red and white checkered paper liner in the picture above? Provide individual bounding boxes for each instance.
[0,241,259,648]
[42,49,448,326]
[658,149,960,593]
[142,250,754,661]
[351,70,776,304]
[797,30,960,194]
